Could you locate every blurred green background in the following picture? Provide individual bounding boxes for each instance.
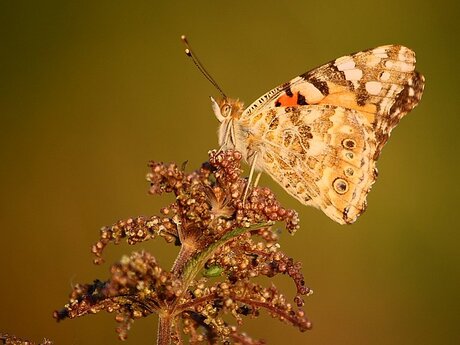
[1,1,459,344]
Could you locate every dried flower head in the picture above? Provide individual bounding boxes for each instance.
[54,150,312,344]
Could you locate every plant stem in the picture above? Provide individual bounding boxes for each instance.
[180,222,273,291]
[157,314,172,345]
[171,240,197,277]
[159,221,273,343]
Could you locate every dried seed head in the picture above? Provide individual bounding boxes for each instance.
[56,150,311,342]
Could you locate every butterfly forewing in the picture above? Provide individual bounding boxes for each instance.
[224,45,424,224]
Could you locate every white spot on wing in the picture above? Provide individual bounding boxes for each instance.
[380,71,391,81]
[335,57,355,71]
[365,54,382,67]
[344,69,363,80]
[293,83,324,103]
[385,60,414,72]
[365,81,383,95]
[372,47,389,58]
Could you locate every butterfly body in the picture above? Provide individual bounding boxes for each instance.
[212,45,425,224]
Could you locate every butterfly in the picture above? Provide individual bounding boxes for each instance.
[207,44,424,224]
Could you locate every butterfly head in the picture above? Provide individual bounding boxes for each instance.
[211,97,244,122]
[211,96,248,153]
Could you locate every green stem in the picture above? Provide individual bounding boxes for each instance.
[180,222,273,291]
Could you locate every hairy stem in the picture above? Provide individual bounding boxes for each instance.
[171,240,197,277]
[157,314,172,345]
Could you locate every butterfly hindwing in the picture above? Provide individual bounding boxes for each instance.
[255,104,377,224]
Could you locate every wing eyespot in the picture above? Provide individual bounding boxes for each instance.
[344,167,355,177]
[333,178,349,194]
[345,152,354,160]
[342,138,357,149]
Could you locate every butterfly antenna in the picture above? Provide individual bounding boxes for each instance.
[181,35,227,99]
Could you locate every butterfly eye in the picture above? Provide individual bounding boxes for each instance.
[221,104,232,117]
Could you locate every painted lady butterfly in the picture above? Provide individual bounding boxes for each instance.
[185,38,425,224]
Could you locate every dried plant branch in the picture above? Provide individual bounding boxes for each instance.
[54,150,312,344]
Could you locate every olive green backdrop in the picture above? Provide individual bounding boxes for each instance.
[1,1,459,344]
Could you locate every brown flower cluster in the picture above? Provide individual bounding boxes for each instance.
[54,150,312,344]
[0,333,52,345]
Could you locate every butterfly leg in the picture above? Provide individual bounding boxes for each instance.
[253,171,262,188]
[242,152,259,204]
[217,131,231,154]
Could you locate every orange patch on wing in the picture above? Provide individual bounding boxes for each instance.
[276,93,299,106]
